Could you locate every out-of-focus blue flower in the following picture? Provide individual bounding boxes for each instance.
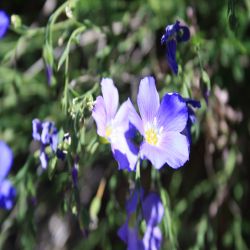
[0,10,10,38]
[0,141,16,210]
[142,193,164,250]
[92,78,138,171]
[127,76,190,169]
[117,188,145,250]
[32,119,59,169]
[161,20,190,74]
[118,188,164,250]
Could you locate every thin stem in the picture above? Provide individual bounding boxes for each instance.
[63,55,69,113]
[155,169,177,249]
[135,158,141,182]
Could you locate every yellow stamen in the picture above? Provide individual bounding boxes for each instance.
[145,128,158,145]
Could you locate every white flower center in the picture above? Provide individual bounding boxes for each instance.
[144,118,163,146]
[105,121,121,143]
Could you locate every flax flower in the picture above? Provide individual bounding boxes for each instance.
[128,76,190,169]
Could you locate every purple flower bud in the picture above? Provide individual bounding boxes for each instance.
[45,64,53,86]
[161,20,190,74]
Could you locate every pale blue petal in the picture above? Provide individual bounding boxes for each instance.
[113,100,130,128]
[159,131,189,169]
[32,119,42,141]
[140,142,167,169]
[156,93,188,132]
[41,121,52,145]
[0,141,13,182]
[137,77,160,124]
[92,96,107,137]
[143,226,162,250]
[101,78,119,120]
[50,132,58,152]
[40,150,49,169]
[141,131,189,169]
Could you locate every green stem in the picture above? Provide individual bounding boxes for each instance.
[135,158,141,182]
[155,170,177,249]
[14,155,33,184]
[63,54,69,113]
[46,0,75,44]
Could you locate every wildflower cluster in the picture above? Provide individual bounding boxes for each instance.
[0,13,201,250]
[91,20,200,249]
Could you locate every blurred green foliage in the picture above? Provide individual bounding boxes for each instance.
[0,0,250,249]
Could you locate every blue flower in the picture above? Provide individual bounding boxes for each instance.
[128,76,190,169]
[161,20,190,74]
[92,78,138,171]
[118,188,164,250]
[32,119,59,169]
[118,220,144,250]
[0,141,16,210]
[0,10,10,38]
